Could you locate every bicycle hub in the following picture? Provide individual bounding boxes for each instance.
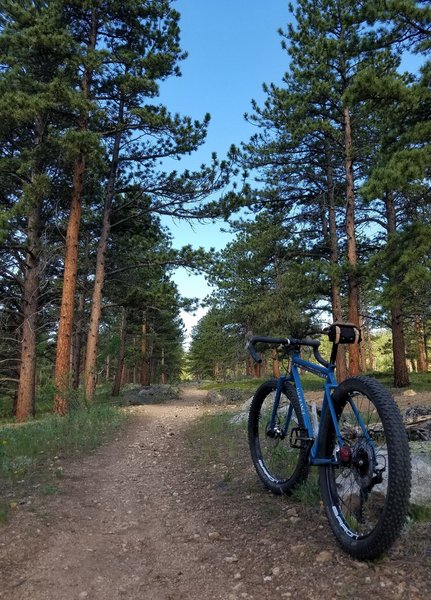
[340,445,352,464]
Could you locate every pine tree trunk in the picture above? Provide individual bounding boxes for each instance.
[359,314,367,372]
[343,106,360,376]
[271,348,280,378]
[84,101,124,401]
[365,322,374,371]
[16,202,41,422]
[84,208,110,400]
[16,117,44,423]
[415,314,427,372]
[141,320,149,386]
[112,309,127,397]
[53,13,97,411]
[391,304,410,386]
[385,192,409,387]
[54,156,84,414]
[71,292,84,390]
[326,155,348,381]
[161,347,166,384]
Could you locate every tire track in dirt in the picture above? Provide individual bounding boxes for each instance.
[0,386,430,600]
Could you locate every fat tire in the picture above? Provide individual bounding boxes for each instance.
[319,376,411,560]
[248,379,310,495]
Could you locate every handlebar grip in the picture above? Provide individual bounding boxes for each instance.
[246,341,263,364]
[247,335,329,367]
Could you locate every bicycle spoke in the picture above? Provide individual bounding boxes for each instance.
[248,380,309,495]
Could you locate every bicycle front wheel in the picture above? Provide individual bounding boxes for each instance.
[248,379,310,495]
[319,376,411,559]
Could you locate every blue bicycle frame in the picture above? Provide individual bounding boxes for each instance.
[270,348,374,466]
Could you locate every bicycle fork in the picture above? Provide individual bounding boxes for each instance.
[267,377,314,451]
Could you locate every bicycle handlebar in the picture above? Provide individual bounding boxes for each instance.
[246,335,330,368]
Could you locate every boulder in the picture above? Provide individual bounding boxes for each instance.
[125,384,179,405]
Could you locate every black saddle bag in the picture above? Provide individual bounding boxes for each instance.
[327,322,361,344]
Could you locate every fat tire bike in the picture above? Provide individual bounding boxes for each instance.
[247,323,411,560]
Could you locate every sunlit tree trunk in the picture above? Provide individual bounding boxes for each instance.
[54,156,85,413]
[84,101,124,400]
[54,11,97,412]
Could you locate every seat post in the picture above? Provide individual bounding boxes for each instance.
[330,343,338,366]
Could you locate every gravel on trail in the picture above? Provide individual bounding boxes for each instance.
[0,386,430,600]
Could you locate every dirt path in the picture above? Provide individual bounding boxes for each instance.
[0,386,430,600]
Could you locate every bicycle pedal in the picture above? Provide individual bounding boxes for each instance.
[290,427,314,449]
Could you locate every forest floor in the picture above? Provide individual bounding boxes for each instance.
[0,385,430,600]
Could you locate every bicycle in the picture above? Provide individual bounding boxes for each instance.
[246,323,411,560]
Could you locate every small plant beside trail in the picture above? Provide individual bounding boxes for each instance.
[0,401,126,523]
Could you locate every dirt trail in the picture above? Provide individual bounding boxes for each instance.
[0,386,430,600]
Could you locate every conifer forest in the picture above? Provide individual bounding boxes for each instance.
[1,1,431,421]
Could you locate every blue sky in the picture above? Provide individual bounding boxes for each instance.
[158,1,295,334]
[158,2,425,342]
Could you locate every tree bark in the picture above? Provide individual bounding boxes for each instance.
[54,156,85,414]
[326,154,348,381]
[71,292,84,390]
[161,347,166,384]
[359,314,367,372]
[84,99,124,401]
[385,192,409,387]
[392,304,410,386]
[365,321,374,371]
[112,309,127,396]
[15,117,44,422]
[415,314,427,373]
[16,201,41,422]
[54,11,97,411]
[140,320,149,386]
[343,106,360,376]
[271,348,280,378]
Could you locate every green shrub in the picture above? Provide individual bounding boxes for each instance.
[0,403,125,483]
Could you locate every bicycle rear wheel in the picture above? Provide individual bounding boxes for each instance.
[248,379,310,495]
[319,376,411,559]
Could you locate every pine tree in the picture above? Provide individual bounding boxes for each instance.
[346,3,431,384]
[0,1,79,420]
[80,0,232,401]
[283,0,401,374]
[53,1,102,414]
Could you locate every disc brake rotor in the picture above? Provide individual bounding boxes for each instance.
[352,440,375,488]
